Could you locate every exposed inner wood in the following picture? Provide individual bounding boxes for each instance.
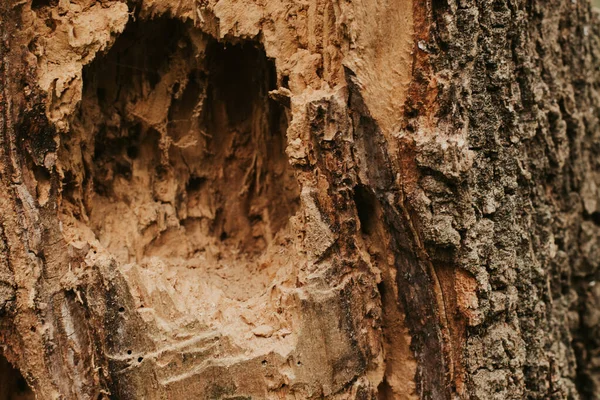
[57,18,308,390]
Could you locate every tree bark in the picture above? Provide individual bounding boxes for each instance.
[1,0,599,399]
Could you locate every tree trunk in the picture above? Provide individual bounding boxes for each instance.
[1,0,599,399]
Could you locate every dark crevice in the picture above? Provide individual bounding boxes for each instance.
[590,211,600,226]
[31,0,57,10]
[0,351,34,400]
[353,185,377,235]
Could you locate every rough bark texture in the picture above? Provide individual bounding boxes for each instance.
[1,0,600,399]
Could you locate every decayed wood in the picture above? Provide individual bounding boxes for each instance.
[1,0,600,399]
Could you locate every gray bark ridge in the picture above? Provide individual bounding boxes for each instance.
[426,0,600,398]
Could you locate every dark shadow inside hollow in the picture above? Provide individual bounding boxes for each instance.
[0,351,34,400]
[61,16,299,263]
[197,39,297,245]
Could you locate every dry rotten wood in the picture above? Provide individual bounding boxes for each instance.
[0,0,600,399]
